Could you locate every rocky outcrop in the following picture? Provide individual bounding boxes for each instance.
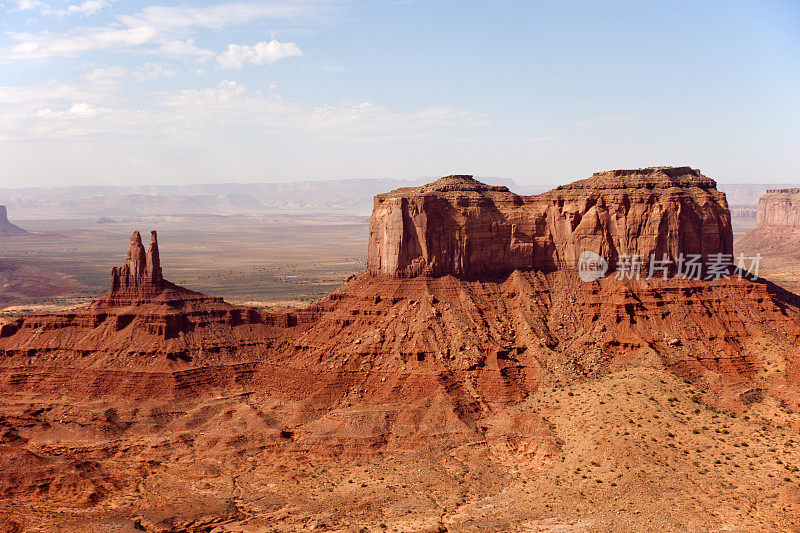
[0,230,297,362]
[756,188,800,227]
[0,205,28,236]
[367,167,732,279]
[735,188,800,293]
[110,231,164,295]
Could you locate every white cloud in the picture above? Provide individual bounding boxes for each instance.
[36,102,109,119]
[44,0,111,17]
[0,81,113,106]
[134,63,176,81]
[84,65,126,87]
[1,1,331,61]
[216,39,302,69]
[158,39,214,59]
[69,0,109,15]
[4,26,158,60]
[117,2,328,32]
[1,80,489,143]
[158,81,489,140]
[9,0,41,11]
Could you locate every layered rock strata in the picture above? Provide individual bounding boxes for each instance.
[367,167,732,278]
[756,188,800,227]
[2,171,800,529]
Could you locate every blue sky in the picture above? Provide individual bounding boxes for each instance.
[0,0,798,187]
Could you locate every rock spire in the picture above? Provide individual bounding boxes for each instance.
[110,230,164,294]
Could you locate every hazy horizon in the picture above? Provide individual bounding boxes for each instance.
[2,172,800,191]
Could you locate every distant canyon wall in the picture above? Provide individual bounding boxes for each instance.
[757,189,800,228]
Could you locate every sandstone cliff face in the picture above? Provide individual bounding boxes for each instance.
[367,167,732,278]
[756,188,800,227]
[735,188,800,293]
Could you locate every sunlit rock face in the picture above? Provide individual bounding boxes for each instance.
[110,230,164,295]
[367,167,733,279]
[757,188,800,228]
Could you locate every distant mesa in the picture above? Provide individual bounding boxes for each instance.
[367,167,732,279]
[736,187,800,270]
[756,188,800,228]
[0,205,29,236]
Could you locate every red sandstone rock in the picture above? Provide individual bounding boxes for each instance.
[1,172,800,530]
[756,188,800,227]
[735,188,800,281]
[367,168,732,278]
[110,231,163,295]
[735,187,800,301]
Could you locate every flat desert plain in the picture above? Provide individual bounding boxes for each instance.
[0,213,369,318]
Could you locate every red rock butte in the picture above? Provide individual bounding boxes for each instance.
[757,188,800,228]
[367,167,732,279]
